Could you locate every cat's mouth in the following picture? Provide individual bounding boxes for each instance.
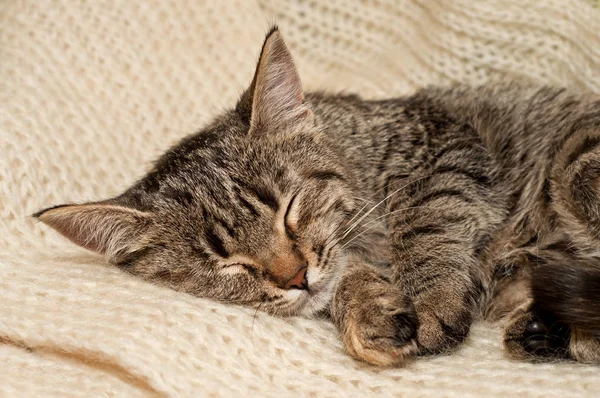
[285,248,347,316]
[280,266,339,316]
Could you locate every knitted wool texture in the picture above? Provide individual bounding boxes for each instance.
[2,0,600,396]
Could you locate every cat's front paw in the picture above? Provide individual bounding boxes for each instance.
[341,286,419,366]
[414,295,473,355]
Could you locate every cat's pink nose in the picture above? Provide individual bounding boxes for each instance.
[283,266,308,290]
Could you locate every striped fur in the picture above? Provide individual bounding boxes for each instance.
[37,28,600,366]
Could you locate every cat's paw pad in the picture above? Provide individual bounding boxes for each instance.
[505,309,600,363]
[343,294,418,366]
[521,319,565,355]
[504,307,569,360]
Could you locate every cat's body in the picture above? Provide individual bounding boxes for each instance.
[37,28,600,366]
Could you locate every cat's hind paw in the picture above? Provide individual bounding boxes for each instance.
[503,305,570,360]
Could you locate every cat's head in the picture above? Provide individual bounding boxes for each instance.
[36,27,357,316]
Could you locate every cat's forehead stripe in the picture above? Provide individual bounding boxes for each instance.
[235,190,260,217]
[231,176,279,212]
[205,228,230,258]
[304,169,346,183]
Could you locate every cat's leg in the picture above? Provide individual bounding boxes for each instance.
[484,243,569,360]
[540,125,600,362]
[391,231,478,354]
[333,135,503,363]
[387,172,502,355]
[330,262,419,366]
[503,298,600,363]
[500,245,600,363]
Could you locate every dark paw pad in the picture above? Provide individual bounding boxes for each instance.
[521,316,569,357]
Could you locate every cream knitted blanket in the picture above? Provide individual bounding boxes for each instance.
[2,0,600,396]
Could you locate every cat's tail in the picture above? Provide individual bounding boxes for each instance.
[531,255,600,337]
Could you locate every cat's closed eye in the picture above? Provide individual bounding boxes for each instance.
[283,194,299,239]
[221,262,258,277]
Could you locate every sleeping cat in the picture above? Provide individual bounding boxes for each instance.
[36,27,600,366]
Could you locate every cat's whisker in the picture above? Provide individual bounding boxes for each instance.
[325,205,429,253]
[250,301,265,341]
[351,195,373,203]
[340,227,379,250]
[321,221,349,249]
[323,201,371,246]
[339,204,434,250]
[340,175,430,240]
[340,191,393,238]
[365,172,421,205]
[343,204,435,242]
[321,196,378,249]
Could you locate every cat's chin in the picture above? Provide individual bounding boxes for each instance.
[299,288,335,316]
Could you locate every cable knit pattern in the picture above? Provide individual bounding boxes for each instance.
[1,0,600,396]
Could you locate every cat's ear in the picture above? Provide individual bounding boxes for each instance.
[34,201,154,260]
[237,26,312,134]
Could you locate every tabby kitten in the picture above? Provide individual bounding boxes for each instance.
[36,27,600,366]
